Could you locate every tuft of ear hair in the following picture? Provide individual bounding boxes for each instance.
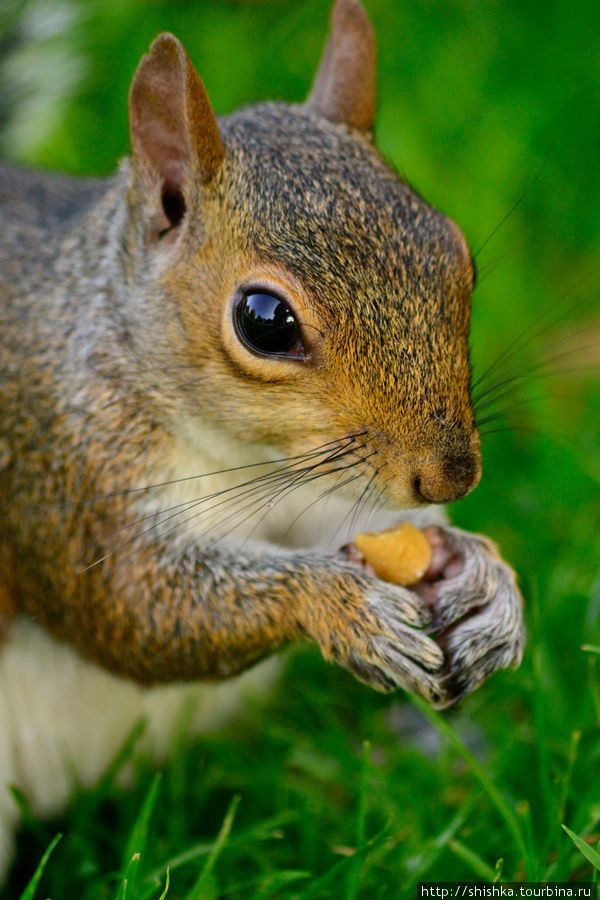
[129,33,224,209]
[306,0,376,132]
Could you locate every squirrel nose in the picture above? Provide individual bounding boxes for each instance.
[412,451,481,504]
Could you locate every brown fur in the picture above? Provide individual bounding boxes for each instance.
[0,0,523,704]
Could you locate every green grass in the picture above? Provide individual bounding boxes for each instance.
[7,632,600,897]
[2,0,600,896]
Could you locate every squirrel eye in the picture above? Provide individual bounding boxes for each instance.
[234,291,304,358]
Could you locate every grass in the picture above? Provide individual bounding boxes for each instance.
[2,0,600,896]
[7,625,600,897]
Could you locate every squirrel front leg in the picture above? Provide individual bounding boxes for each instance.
[24,538,449,705]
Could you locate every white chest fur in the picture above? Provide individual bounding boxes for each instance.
[0,617,278,878]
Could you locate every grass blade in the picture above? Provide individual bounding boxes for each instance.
[116,772,162,900]
[530,583,555,831]
[449,839,497,880]
[297,826,390,900]
[562,824,600,870]
[157,867,170,900]
[94,718,148,807]
[9,786,52,847]
[222,869,311,897]
[142,808,298,895]
[556,730,581,826]
[544,767,600,880]
[116,853,141,900]
[404,799,473,887]
[18,833,62,900]
[345,739,371,900]
[184,794,241,900]
[411,696,529,868]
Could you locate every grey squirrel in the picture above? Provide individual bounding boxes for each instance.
[0,0,524,879]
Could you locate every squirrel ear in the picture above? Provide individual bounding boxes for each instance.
[306,0,376,132]
[129,33,224,200]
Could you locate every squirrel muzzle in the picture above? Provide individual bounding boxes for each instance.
[411,446,482,504]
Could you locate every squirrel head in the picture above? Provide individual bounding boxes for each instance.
[125,0,480,509]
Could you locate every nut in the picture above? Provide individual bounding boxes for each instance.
[354,521,433,585]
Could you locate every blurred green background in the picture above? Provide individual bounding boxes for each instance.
[1,0,599,896]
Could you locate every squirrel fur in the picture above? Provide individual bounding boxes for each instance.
[0,0,524,879]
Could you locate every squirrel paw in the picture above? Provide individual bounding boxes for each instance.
[416,526,525,703]
[306,561,449,705]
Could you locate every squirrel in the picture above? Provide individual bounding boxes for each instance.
[0,0,524,880]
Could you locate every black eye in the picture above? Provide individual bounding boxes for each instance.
[235,291,304,358]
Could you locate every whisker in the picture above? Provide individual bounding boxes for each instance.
[473,246,522,287]
[315,461,352,541]
[0,434,368,525]
[197,454,362,549]
[363,485,390,533]
[479,424,537,438]
[473,316,600,417]
[231,454,376,552]
[472,308,566,399]
[476,401,536,429]
[471,285,599,403]
[57,433,369,509]
[266,464,375,555]
[37,436,367,598]
[52,440,361,568]
[98,441,367,563]
[474,377,535,415]
[472,159,546,260]
[341,467,382,545]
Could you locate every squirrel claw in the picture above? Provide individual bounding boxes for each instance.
[416,526,525,699]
